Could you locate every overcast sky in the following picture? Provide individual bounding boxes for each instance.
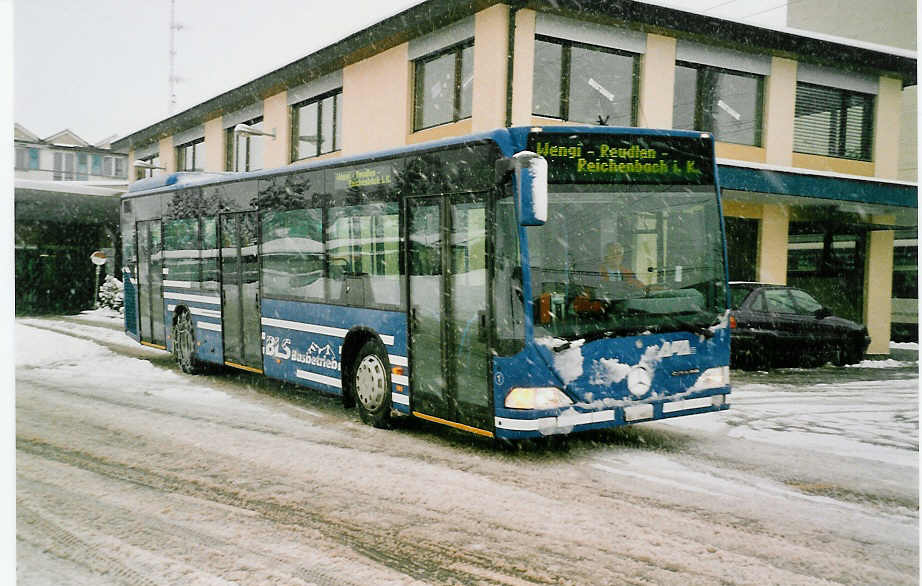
[13,0,788,145]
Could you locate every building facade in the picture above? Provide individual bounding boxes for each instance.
[15,123,129,182]
[14,123,126,313]
[112,0,917,354]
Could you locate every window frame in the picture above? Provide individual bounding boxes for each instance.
[290,89,343,162]
[176,137,206,171]
[412,40,475,132]
[532,35,640,126]
[793,81,875,162]
[226,116,265,172]
[673,60,764,147]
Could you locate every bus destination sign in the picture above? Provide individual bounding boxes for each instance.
[527,133,714,185]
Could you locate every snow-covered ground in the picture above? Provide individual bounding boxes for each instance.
[15,315,919,584]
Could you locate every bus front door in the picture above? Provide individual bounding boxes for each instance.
[220,212,263,372]
[137,220,166,348]
[408,194,492,435]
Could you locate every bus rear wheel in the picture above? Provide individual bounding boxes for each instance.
[352,339,391,428]
[173,310,203,374]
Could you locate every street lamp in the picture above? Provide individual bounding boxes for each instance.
[234,123,276,139]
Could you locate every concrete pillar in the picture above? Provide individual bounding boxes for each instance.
[262,91,290,168]
[510,8,536,126]
[472,4,509,132]
[764,57,797,166]
[159,136,175,173]
[864,215,896,355]
[204,117,225,172]
[343,44,410,154]
[873,76,902,179]
[638,34,676,129]
[757,203,789,284]
[127,149,136,182]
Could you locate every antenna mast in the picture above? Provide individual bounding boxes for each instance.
[168,0,180,113]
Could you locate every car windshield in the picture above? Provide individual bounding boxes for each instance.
[527,183,727,340]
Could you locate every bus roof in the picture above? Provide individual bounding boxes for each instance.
[123,125,713,198]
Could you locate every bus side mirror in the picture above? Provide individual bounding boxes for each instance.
[513,151,548,226]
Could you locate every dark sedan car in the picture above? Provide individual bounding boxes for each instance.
[729,282,871,369]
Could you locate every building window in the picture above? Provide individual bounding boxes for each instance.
[92,155,103,176]
[53,151,75,180]
[177,138,205,171]
[28,148,39,170]
[114,157,125,178]
[136,154,162,179]
[794,83,874,161]
[291,90,342,161]
[673,63,763,146]
[413,42,473,131]
[15,148,27,170]
[227,116,265,171]
[533,36,638,126]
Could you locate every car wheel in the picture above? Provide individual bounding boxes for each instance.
[173,310,203,374]
[834,343,864,366]
[352,339,392,429]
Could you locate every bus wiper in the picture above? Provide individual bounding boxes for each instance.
[675,319,714,339]
[551,328,630,352]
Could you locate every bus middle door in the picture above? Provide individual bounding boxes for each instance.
[408,193,492,435]
[219,211,263,372]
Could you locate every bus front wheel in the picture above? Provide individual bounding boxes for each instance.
[352,339,392,429]
[173,310,203,374]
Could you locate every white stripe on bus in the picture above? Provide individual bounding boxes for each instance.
[296,369,342,389]
[167,304,222,319]
[163,280,192,288]
[388,354,408,367]
[189,307,221,319]
[392,374,409,386]
[261,317,395,346]
[163,291,221,305]
[391,392,410,406]
[197,321,222,332]
[495,410,615,431]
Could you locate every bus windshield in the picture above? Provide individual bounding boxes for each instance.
[527,182,727,341]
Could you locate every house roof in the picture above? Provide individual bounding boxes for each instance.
[112,0,917,152]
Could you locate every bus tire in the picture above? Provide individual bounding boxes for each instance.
[352,339,392,429]
[173,309,203,374]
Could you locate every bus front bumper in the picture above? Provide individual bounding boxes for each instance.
[493,390,729,439]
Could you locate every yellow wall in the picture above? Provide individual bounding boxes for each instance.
[638,34,676,129]
[722,200,762,219]
[715,142,766,163]
[757,203,789,284]
[764,57,797,166]
[344,44,410,155]
[159,136,175,173]
[407,119,473,145]
[510,9,536,126]
[263,91,290,168]
[864,215,896,354]
[204,117,225,172]
[791,152,875,176]
[472,4,509,131]
[873,76,903,179]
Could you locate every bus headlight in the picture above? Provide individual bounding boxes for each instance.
[694,366,730,390]
[504,387,573,410]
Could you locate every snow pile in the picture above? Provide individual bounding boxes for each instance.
[16,324,234,407]
[847,359,915,369]
[536,337,584,385]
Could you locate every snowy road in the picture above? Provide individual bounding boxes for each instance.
[16,314,919,585]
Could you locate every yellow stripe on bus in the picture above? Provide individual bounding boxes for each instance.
[225,361,264,374]
[140,341,167,350]
[412,412,494,438]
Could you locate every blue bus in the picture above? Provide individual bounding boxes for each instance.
[121,126,730,439]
